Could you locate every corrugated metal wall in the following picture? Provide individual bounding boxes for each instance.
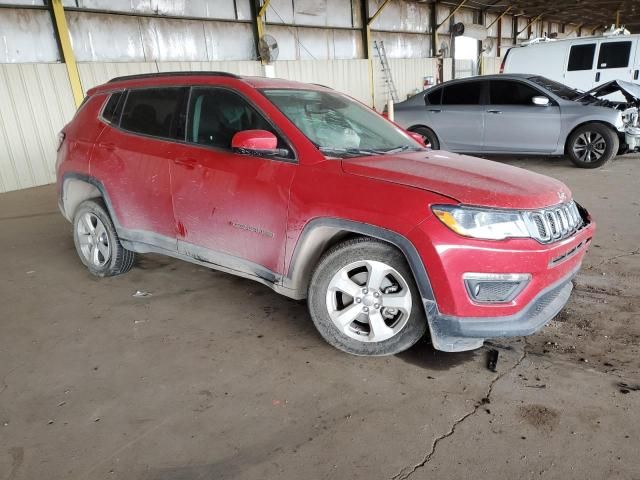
[77,61,264,92]
[374,57,438,110]
[0,64,76,192]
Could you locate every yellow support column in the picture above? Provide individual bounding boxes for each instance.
[256,0,272,65]
[50,0,84,107]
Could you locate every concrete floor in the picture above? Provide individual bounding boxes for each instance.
[1,155,639,480]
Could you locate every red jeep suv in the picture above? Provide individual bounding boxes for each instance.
[56,72,595,356]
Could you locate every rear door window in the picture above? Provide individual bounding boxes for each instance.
[567,44,596,71]
[489,80,543,105]
[597,41,632,69]
[120,87,189,140]
[442,81,482,105]
[101,91,124,124]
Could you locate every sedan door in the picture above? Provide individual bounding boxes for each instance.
[170,87,296,277]
[483,80,561,154]
[431,80,485,152]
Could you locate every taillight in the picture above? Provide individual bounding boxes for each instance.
[56,131,65,152]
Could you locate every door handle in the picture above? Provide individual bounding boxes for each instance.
[174,157,198,169]
[595,72,601,82]
[634,69,639,80]
[98,142,115,151]
[487,109,502,114]
[428,109,442,113]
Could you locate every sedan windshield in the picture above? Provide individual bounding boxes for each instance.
[528,76,583,101]
[262,89,422,157]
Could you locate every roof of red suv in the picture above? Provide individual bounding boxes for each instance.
[89,71,326,95]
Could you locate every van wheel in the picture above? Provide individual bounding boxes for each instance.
[307,238,426,356]
[73,199,135,277]
[567,123,619,168]
[409,126,440,150]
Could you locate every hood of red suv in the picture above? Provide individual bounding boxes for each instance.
[341,150,571,209]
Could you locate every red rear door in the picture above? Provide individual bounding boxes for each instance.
[170,87,296,276]
[91,86,188,250]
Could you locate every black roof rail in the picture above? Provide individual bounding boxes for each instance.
[108,71,241,83]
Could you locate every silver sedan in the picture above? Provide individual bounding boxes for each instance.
[393,74,639,168]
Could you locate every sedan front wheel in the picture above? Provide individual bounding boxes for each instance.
[567,123,619,168]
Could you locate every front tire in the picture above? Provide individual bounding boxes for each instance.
[308,238,426,356]
[73,199,135,277]
[409,126,440,150]
[567,123,619,168]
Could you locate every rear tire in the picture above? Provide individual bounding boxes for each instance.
[73,199,135,277]
[308,238,426,356]
[409,126,440,150]
[567,123,619,168]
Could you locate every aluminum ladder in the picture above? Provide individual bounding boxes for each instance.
[373,40,399,103]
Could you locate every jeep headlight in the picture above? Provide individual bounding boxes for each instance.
[432,205,529,240]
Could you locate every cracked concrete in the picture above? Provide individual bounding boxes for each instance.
[392,345,528,480]
[1,155,640,479]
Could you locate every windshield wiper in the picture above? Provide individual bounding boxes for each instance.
[318,147,381,157]
[379,145,423,155]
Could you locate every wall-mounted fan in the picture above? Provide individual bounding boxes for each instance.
[481,38,495,56]
[258,34,279,64]
[438,40,449,57]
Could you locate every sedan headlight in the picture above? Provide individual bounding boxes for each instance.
[615,112,625,132]
[432,205,530,240]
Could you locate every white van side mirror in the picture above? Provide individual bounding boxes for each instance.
[532,96,550,106]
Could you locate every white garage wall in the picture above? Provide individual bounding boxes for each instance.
[0,63,76,193]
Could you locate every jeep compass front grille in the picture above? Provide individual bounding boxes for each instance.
[526,201,584,244]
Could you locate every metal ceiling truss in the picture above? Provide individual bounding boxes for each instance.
[433,0,640,33]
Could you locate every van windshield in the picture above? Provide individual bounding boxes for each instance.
[528,76,583,101]
[261,89,423,158]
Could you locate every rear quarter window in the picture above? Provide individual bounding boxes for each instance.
[101,92,124,124]
[426,88,442,105]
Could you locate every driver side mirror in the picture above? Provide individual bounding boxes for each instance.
[532,96,550,106]
[231,130,289,157]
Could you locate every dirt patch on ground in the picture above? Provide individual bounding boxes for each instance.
[519,405,560,433]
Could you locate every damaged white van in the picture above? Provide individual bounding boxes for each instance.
[502,33,640,92]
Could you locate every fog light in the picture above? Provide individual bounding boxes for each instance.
[463,273,531,303]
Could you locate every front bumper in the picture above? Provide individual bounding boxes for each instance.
[425,264,578,352]
[406,207,595,352]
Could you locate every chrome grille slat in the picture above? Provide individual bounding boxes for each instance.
[526,201,584,244]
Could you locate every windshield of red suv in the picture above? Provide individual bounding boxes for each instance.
[262,89,423,157]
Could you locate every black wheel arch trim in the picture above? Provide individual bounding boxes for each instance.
[60,173,119,222]
[286,217,436,303]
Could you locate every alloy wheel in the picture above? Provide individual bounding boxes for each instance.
[572,131,606,163]
[325,260,412,342]
[76,212,111,267]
